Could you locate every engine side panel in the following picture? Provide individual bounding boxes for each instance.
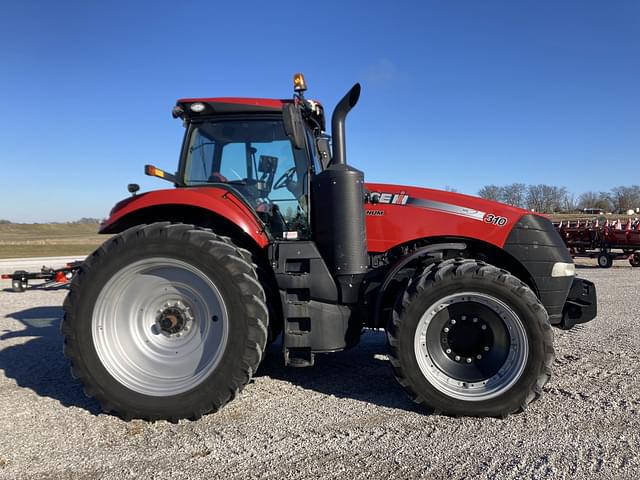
[364,183,530,252]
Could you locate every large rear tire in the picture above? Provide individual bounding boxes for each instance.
[62,223,268,421]
[387,259,553,417]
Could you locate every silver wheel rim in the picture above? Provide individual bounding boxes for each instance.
[92,257,228,397]
[413,292,528,401]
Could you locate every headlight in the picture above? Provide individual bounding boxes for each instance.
[551,262,576,277]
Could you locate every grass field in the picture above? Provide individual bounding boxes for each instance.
[0,223,108,259]
[1,212,636,260]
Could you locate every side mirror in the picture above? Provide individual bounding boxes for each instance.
[282,103,306,150]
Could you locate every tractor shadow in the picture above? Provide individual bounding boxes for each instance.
[0,308,419,415]
[256,330,422,413]
[2,284,70,293]
[0,306,100,414]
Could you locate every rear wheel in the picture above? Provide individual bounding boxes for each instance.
[597,252,613,268]
[62,223,268,421]
[630,253,640,267]
[387,259,553,417]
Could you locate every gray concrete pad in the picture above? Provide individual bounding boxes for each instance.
[0,262,638,479]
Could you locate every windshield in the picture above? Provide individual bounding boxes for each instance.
[182,119,311,237]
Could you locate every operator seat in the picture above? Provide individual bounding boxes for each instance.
[209,172,228,183]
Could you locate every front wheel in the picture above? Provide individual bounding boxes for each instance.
[630,253,640,267]
[387,259,553,417]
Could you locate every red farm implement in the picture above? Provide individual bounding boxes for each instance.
[556,219,640,268]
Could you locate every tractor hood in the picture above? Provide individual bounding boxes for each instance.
[364,182,534,253]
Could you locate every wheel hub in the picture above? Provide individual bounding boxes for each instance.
[414,292,528,400]
[155,301,193,336]
[441,316,493,363]
[92,257,229,397]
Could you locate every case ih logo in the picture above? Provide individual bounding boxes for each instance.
[370,192,409,205]
[367,192,508,227]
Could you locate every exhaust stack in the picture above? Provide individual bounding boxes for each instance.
[331,83,361,166]
[311,83,368,303]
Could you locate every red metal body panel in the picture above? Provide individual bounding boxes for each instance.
[364,183,531,253]
[100,188,270,248]
[102,183,532,254]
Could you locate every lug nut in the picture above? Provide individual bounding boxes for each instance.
[481,325,487,330]
[477,354,482,360]
[451,319,457,325]
[446,348,452,354]
[484,346,490,351]
[455,355,461,361]
[461,315,467,321]
[444,327,450,333]
[466,358,472,363]
[472,317,478,323]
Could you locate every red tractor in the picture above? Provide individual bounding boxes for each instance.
[63,75,597,420]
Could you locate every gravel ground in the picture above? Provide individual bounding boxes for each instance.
[0,257,638,479]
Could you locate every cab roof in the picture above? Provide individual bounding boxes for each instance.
[175,97,290,117]
[172,96,326,132]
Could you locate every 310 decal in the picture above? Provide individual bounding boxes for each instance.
[484,213,509,226]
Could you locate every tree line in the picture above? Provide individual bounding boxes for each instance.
[477,184,640,214]
[0,218,101,225]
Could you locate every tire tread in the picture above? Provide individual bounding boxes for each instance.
[62,222,268,421]
[387,258,554,417]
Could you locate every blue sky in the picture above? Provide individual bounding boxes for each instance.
[0,1,638,222]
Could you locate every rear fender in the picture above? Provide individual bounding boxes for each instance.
[100,188,270,248]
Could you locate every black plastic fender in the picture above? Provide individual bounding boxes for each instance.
[373,242,467,327]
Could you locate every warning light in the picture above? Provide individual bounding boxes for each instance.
[144,164,181,185]
[293,73,307,92]
[145,165,166,178]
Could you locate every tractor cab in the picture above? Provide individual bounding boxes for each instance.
[166,75,329,241]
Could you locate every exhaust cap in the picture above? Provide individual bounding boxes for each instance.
[331,83,361,166]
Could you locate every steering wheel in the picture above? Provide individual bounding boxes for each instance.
[273,166,296,190]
